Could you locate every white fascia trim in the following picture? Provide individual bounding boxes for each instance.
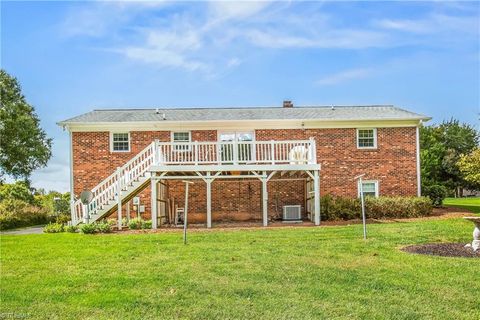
[62,119,423,132]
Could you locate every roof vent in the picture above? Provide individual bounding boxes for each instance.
[283,100,293,108]
[162,113,166,120]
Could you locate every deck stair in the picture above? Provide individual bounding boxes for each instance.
[71,141,157,225]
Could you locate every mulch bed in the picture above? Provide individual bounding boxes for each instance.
[402,243,480,258]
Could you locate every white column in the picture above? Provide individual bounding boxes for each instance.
[314,170,320,226]
[206,172,212,228]
[151,177,158,229]
[262,171,268,227]
[116,167,122,230]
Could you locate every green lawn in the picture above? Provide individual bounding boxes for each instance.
[1,219,479,320]
[444,197,480,214]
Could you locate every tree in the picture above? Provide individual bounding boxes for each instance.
[420,119,479,197]
[0,70,52,181]
[0,181,34,204]
[457,148,480,189]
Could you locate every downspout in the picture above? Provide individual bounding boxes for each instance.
[69,129,75,220]
[416,120,422,197]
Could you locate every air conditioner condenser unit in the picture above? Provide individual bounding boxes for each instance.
[282,205,302,222]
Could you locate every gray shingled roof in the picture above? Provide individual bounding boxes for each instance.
[58,105,430,124]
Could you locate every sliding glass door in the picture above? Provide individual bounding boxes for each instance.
[219,132,254,163]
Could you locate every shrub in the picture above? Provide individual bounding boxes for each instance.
[423,184,447,207]
[43,222,64,233]
[320,195,432,220]
[96,221,112,233]
[0,199,51,230]
[128,218,142,230]
[364,196,432,219]
[142,220,152,229]
[80,223,97,234]
[55,214,71,225]
[65,225,78,233]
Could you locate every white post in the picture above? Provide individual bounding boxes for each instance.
[358,176,367,240]
[262,171,268,227]
[270,140,275,164]
[233,139,238,165]
[183,181,194,244]
[153,140,159,165]
[151,177,158,229]
[353,174,367,240]
[116,167,122,230]
[83,204,89,224]
[314,170,320,226]
[309,137,317,164]
[206,172,212,228]
[194,141,199,165]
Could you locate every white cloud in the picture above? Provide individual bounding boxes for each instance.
[315,68,373,86]
[245,29,389,49]
[374,13,479,35]
[61,1,480,75]
[208,1,271,20]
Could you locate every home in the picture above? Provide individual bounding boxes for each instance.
[58,101,430,228]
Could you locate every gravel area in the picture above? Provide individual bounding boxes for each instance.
[402,243,480,258]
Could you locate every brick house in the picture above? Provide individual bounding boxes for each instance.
[58,102,430,228]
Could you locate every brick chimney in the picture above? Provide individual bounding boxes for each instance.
[283,100,293,108]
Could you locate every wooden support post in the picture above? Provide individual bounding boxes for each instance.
[116,167,122,230]
[206,172,212,229]
[314,170,320,226]
[262,170,268,227]
[151,177,158,230]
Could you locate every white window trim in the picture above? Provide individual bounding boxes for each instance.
[110,132,130,153]
[356,128,377,149]
[217,130,256,142]
[357,180,379,198]
[171,131,192,152]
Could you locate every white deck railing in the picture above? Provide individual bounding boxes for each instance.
[157,138,317,165]
[71,138,317,224]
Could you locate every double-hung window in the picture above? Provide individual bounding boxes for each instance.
[357,128,377,149]
[358,181,379,198]
[111,133,130,152]
[172,132,191,151]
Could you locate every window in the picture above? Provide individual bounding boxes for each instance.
[111,133,130,152]
[172,131,191,151]
[358,181,379,198]
[357,128,377,149]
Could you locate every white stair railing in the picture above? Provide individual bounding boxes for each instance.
[71,141,157,225]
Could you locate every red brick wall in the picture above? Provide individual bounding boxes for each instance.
[71,126,418,222]
[256,127,418,197]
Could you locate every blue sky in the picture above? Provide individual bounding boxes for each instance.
[1,1,479,192]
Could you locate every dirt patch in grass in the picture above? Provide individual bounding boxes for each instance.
[402,243,480,258]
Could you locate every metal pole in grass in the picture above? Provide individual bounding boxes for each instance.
[183,180,194,245]
[354,174,367,240]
